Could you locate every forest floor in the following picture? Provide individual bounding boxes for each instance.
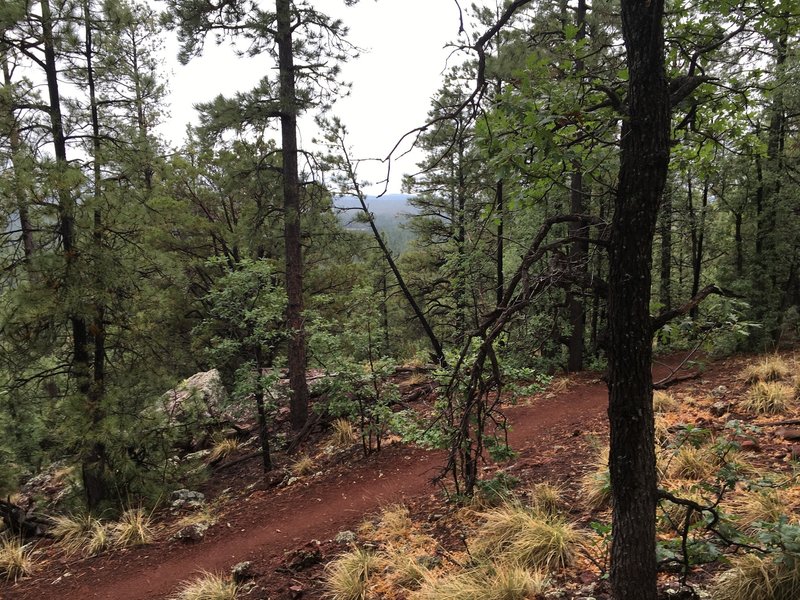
[3,350,798,600]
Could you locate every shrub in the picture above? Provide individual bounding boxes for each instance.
[741,382,794,415]
[170,572,238,600]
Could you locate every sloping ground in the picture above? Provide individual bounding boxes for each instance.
[2,356,708,600]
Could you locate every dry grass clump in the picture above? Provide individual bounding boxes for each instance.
[741,381,794,415]
[472,503,586,571]
[528,482,563,516]
[655,414,672,446]
[0,537,36,582]
[373,505,414,542]
[668,444,720,481]
[326,547,379,600]
[581,447,611,509]
[411,563,549,600]
[290,454,317,477]
[170,571,238,600]
[549,377,570,394]
[712,552,800,600]
[113,508,154,547]
[332,419,359,447]
[208,438,240,463]
[728,487,798,532]
[653,390,678,413]
[741,356,792,384]
[657,482,712,532]
[51,513,112,556]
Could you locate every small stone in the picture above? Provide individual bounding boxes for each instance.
[416,555,441,569]
[232,561,254,583]
[711,385,729,398]
[286,477,300,486]
[239,582,257,595]
[335,530,356,544]
[740,439,761,452]
[710,401,729,417]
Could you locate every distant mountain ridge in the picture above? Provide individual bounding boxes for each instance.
[333,194,416,222]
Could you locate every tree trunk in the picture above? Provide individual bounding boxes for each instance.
[1,53,35,263]
[608,2,670,599]
[659,183,672,312]
[566,0,588,373]
[82,0,110,510]
[496,179,504,308]
[277,0,310,431]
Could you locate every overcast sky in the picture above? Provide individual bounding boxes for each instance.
[155,0,491,195]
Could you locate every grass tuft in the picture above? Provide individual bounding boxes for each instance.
[114,508,154,548]
[742,381,794,415]
[0,537,35,582]
[332,419,359,447]
[741,356,792,384]
[170,571,238,600]
[51,513,107,556]
[528,482,563,516]
[326,548,379,600]
[668,444,720,481]
[208,438,240,463]
[653,390,678,413]
[377,505,414,542]
[290,454,317,477]
[473,503,585,571]
[412,563,549,600]
[712,552,800,600]
[581,447,611,509]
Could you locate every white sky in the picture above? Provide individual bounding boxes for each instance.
[156,0,491,194]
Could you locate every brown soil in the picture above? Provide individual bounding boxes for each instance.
[3,352,795,600]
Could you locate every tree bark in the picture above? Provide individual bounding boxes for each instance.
[566,0,588,373]
[607,1,670,599]
[277,0,310,431]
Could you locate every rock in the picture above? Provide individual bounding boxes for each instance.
[170,489,205,510]
[286,543,322,571]
[17,461,78,510]
[173,522,208,542]
[238,582,258,595]
[335,530,356,544]
[740,439,761,452]
[711,385,729,398]
[789,445,800,460]
[231,561,254,583]
[416,555,441,569]
[710,401,729,417]
[777,428,800,441]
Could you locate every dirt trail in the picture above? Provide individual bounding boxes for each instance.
[5,361,689,600]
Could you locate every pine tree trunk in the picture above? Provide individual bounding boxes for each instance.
[566,0,588,373]
[608,1,670,598]
[277,0,310,431]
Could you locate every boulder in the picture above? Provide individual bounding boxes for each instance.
[163,370,229,423]
[170,489,205,510]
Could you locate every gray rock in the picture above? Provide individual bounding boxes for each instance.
[173,522,208,542]
[335,530,357,544]
[711,385,729,398]
[170,489,205,509]
[231,561,254,583]
[710,401,730,417]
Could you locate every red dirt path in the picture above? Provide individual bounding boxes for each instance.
[2,360,687,600]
